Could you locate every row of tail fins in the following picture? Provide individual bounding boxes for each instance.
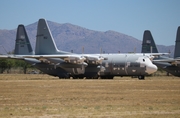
[142,27,180,58]
[15,19,180,58]
[15,19,68,55]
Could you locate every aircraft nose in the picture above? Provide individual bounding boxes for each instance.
[146,64,157,74]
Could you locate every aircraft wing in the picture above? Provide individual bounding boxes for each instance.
[83,54,104,65]
[153,58,180,65]
[20,54,104,65]
[0,55,10,58]
[141,53,170,60]
[143,53,169,56]
[0,55,24,60]
[0,54,104,65]
[21,55,86,64]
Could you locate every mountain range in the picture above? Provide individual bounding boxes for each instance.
[0,20,174,57]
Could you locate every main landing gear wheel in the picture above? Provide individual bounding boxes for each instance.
[138,76,145,80]
[100,76,114,79]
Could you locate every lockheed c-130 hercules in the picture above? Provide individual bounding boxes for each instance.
[1,19,164,79]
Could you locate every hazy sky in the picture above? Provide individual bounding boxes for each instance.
[0,0,180,46]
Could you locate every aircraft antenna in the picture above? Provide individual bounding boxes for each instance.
[134,47,136,53]
[82,46,84,54]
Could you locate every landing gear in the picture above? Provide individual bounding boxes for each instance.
[100,76,114,79]
[92,75,99,79]
[59,76,70,79]
[72,75,84,79]
[138,75,145,80]
[86,75,99,79]
[58,74,70,79]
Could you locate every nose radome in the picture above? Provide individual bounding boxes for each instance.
[146,64,157,74]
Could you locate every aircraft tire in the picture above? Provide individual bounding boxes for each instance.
[59,76,70,79]
[100,76,113,79]
[79,77,84,79]
[138,76,145,80]
[92,75,99,79]
[86,77,91,79]
[72,76,78,79]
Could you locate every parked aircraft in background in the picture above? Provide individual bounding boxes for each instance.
[141,27,180,77]
[1,19,159,79]
[12,24,70,78]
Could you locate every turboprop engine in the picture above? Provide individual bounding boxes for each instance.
[84,55,104,65]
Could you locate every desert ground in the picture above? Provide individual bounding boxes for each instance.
[0,74,180,118]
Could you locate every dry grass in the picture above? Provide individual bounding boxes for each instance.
[0,74,180,118]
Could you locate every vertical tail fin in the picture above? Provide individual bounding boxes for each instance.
[14,25,34,55]
[174,26,180,58]
[141,30,158,53]
[35,19,59,55]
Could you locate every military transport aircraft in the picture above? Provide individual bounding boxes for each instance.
[1,19,160,79]
[141,26,180,77]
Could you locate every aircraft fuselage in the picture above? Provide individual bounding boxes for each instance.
[24,53,157,79]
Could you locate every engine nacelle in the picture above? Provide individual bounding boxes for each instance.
[39,58,51,64]
[85,56,104,65]
[64,56,85,64]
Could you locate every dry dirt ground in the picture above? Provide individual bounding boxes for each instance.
[0,74,180,118]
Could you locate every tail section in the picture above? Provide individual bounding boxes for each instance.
[141,30,158,53]
[174,26,180,58]
[14,25,34,55]
[35,19,68,55]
